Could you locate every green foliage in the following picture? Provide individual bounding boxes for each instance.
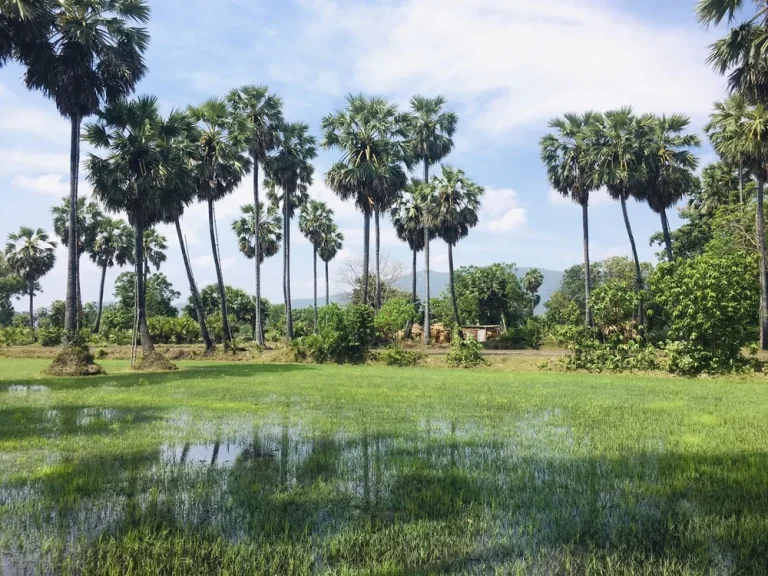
[484,318,544,350]
[115,272,179,318]
[0,326,35,346]
[554,325,657,373]
[374,297,419,341]
[188,285,263,332]
[0,253,24,326]
[377,346,426,367]
[38,300,66,330]
[451,264,528,327]
[544,290,582,328]
[446,334,486,368]
[147,316,202,344]
[650,252,759,374]
[589,280,642,344]
[38,327,63,347]
[300,304,375,364]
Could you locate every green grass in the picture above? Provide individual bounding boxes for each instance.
[0,359,767,574]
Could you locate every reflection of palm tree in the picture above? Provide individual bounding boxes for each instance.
[210,441,220,468]
[180,443,190,465]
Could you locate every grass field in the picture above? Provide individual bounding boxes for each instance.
[1,359,767,574]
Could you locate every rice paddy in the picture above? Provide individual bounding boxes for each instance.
[1,359,767,574]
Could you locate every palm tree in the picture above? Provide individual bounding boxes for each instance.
[142,228,167,285]
[265,121,316,340]
[706,95,751,203]
[322,95,409,309]
[23,0,149,343]
[590,108,650,324]
[643,114,701,262]
[228,85,283,345]
[0,0,53,69]
[188,98,251,351]
[412,179,440,344]
[231,202,283,339]
[85,95,191,367]
[89,217,133,333]
[522,269,544,316]
[51,196,102,323]
[432,165,484,327]
[318,224,343,307]
[4,226,56,335]
[540,112,603,327]
[390,185,430,303]
[299,200,334,332]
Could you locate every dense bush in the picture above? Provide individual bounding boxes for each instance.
[554,325,658,373]
[147,316,201,344]
[484,318,544,350]
[300,304,375,364]
[0,327,35,346]
[446,334,486,368]
[374,297,420,341]
[377,346,426,367]
[38,327,63,347]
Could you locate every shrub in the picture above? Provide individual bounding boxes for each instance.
[485,318,544,350]
[0,327,36,346]
[148,316,202,345]
[446,335,487,368]
[554,325,657,373]
[301,304,375,364]
[377,346,425,367]
[38,327,63,347]
[374,297,420,341]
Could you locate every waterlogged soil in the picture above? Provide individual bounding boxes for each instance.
[0,362,767,574]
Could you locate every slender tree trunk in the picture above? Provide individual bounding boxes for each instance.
[64,114,80,343]
[208,198,231,350]
[252,162,264,345]
[362,211,371,306]
[448,242,460,327]
[175,218,213,351]
[757,177,768,351]
[284,190,293,339]
[28,282,34,337]
[283,193,288,336]
[135,219,154,356]
[375,208,382,309]
[325,260,330,307]
[313,243,318,334]
[739,162,744,205]
[411,247,417,303]
[424,225,431,345]
[93,264,108,334]
[620,195,645,327]
[582,199,593,328]
[143,255,149,290]
[660,209,673,262]
[76,253,83,329]
[532,293,536,316]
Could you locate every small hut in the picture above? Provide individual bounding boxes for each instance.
[461,325,502,342]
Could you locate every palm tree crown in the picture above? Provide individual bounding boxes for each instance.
[232,202,283,265]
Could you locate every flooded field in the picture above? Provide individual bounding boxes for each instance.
[0,360,767,574]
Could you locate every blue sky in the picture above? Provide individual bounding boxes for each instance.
[1,0,728,309]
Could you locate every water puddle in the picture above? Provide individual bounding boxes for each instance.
[7,385,50,394]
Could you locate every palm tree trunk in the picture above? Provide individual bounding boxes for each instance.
[313,243,318,334]
[424,225,431,345]
[134,218,154,356]
[757,177,768,351]
[64,114,80,343]
[375,208,382,309]
[739,162,744,205]
[411,247,417,303]
[93,264,108,334]
[620,195,645,326]
[531,293,536,316]
[325,260,330,307]
[582,199,593,328]
[175,218,213,351]
[448,242,460,327]
[362,211,371,306]
[207,198,231,350]
[28,281,34,337]
[76,253,83,329]
[253,161,264,345]
[284,191,294,340]
[660,210,673,262]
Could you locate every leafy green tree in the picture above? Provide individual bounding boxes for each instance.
[228,85,284,345]
[4,226,56,334]
[541,112,602,327]
[86,96,193,364]
[374,297,419,341]
[186,285,264,336]
[114,272,179,319]
[432,165,484,326]
[188,98,251,351]
[451,264,527,328]
[40,299,66,330]
[89,217,133,333]
[544,290,582,328]
[0,252,25,326]
[299,200,334,332]
[265,121,316,340]
[522,269,544,315]
[24,0,149,343]
[318,223,343,307]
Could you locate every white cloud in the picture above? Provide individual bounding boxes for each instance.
[11,174,69,197]
[481,187,528,234]
[297,0,723,134]
[0,150,69,177]
[0,82,69,144]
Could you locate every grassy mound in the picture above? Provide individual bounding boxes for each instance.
[45,345,105,377]
[134,350,178,372]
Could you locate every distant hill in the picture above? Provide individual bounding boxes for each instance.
[292,267,563,313]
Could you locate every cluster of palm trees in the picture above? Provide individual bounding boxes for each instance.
[540,110,700,328]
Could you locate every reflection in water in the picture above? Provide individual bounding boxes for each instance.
[7,385,50,394]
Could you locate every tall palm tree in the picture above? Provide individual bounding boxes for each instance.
[432,165,484,327]
[318,224,343,307]
[706,95,751,203]
[299,200,334,332]
[231,201,283,339]
[522,269,544,316]
[228,85,283,345]
[51,196,102,323]
[265,121,316,340]
[540,111,602,327]
[391,184,431,303]
[85,95,191,367]
[590,108,650,324]
[322,95,409,308]
[4,226,56,335]
[142,228,167,285]
[24,0,149,343]
[407,96,458,335]
[412,179,440,344]
[188,98,251,351]
[0,0,53,69]
[643,114,701,262]
[89,217,133,333]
